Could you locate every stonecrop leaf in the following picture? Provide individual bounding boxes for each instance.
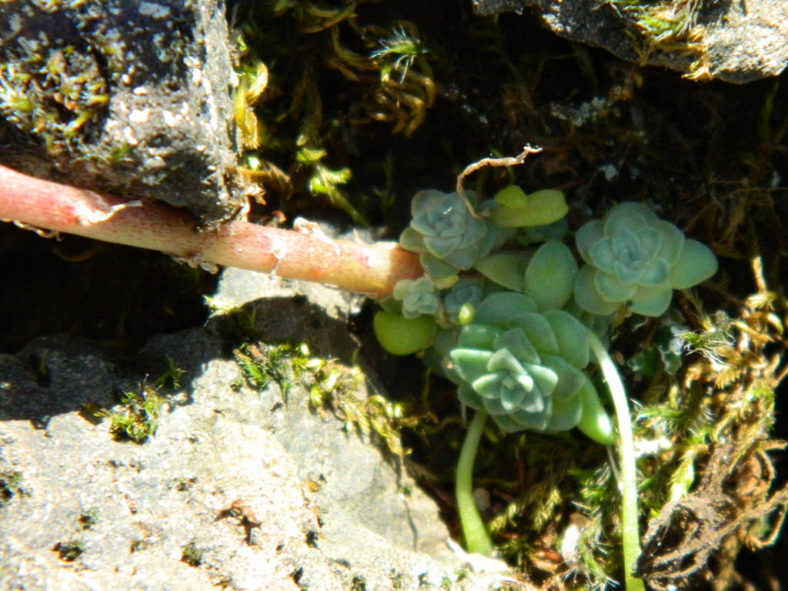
[523,239,577,311]
[489,186,568,228]
[373,311,436,356]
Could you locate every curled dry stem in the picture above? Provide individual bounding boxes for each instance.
[0,164,422,296]
[455,145,543,216]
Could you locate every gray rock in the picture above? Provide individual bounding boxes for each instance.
[0,268,523,590]
[0,0,249,224]
[472,0,788,83]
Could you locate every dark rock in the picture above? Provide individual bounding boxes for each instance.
[0,0,249,224]
[472,0,788,83]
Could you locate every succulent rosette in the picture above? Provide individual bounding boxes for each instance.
[399,189,510,279]
[574,202,718,317]
[392,277,440,319]
[448,292,610,437]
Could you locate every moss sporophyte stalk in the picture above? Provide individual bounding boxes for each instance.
[373,185,717,591]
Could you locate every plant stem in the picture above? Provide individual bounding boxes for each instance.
[587,331,645,591]
[455,410,493,555]
[0,164,422,296]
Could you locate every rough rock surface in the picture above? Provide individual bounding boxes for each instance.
[472,0,788,83]
[0,0,247,223]
[0,267,520,590]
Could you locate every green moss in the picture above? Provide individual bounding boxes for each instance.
[0,471,26,508]
[180,541,203,567]
[78,509,99,530]
[152,357,187,391]
[350,574,367,591]
[53,539,85,562]
[605,0,711,75]
[108,385,162,443]
[232,340,416,458]
[230,2,436,222]
[0,39,108,157]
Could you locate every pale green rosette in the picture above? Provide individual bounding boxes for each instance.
[448,292,610,438]
[399,189,510,279]
[574,202,718,317]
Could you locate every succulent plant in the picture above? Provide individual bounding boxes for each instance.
[392,277,440,319]
[574,202,718,317]
[447,292,613,441]
[399,189,509,279]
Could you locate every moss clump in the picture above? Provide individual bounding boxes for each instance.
[180,541,203,567]
[78,509,99,530]
[0,471,26,508]
[233,340,418,458]
[108,385,162,443]
[53,539,85,562]
[231,2,436,223]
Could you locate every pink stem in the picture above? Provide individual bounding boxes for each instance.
[0,164,422,296]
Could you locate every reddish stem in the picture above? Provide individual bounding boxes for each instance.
[0,164,422,295]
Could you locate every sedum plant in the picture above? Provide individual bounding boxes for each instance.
[574,201,718,316]
[449,292,613,441]
[373,187,718,591]
[399,189,511,279]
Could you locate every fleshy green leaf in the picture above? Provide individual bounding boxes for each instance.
[399,227,427,253]
[611,229,648,267]
[486,347,528,375]
[522,362,559,397]
[540,354,584,402]
[576,377,615,445]
[638,258,670,286]
[629,284,673,317]
[576,219,605,264]
[489,189,568,228]
[495,406,550,432]
[509,313,559,355]
[603,202,655,235]
[495,328,541,364]
[637,226,663,259]
[523,239,578,311]
[668,239,718,289]
[474,252,528,291]
[457,383,484,411]
[411,189,448,219]
[588,237,616,274]
[419,253,458,279]
[544,310,590,368]
[653,220,685,266]
[373,312,437,356]
[574,266,621,316]
[450,348,495,383]
[456,324,499,349]
[595,269,638,301]
[546,394,583,431]
[493,184,529,208]
[475,292,538,325]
